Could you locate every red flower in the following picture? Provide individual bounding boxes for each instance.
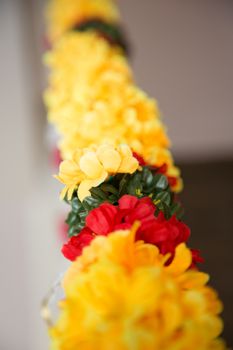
[132,152,146,166]
[62,195,200,267]
[86,202,118,235]
[52,147,62,169]
[116,195,156,231]
[190,249,204,268]
[137,212,190,257]
[62,227,94,261]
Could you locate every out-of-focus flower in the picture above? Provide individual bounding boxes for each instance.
[55,144,139,201]
[52,147,62,169]
[46,0,120,42]
[61,195,201,266]
[50,227,225,350]
[190,248,204,268]
[62,227,94,260]
[44,32,182,192]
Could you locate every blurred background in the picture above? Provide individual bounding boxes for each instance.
[0,0,232,349]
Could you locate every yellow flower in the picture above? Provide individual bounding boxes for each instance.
[45,32,182,191]
[50,226,225,350]
[46,0,120,42]
[55,144,139,201]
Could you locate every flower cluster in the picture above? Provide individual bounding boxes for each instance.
[55,144,139,201]
[44,30,182,192]
[62,194,202,267]
[50,227,225,350]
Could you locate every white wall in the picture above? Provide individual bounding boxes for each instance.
[0,1,64,349]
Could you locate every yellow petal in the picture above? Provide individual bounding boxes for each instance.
[59,186,68,200]
[165,243,192,276]
[67,184,77,200]
[72,149,83,163]
[177,270,209,289]
[59,159,78,174]
[119,156,139,174]
[117,144,132,158]
[53,174,65,185]
[79,151,104,178]
[78,170,108,201]
[117,144,139,173]
[96,144,121,173]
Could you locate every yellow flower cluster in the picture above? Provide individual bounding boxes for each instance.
[55,143,139,201]
[45,31,182,191]
[46,0,119,42]
[50,226,226,350]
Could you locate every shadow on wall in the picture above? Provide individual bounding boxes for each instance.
[180,159,233,346]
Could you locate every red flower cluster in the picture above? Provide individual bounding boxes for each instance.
[62,195,202,266]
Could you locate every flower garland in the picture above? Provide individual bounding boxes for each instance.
[44,0,226,349]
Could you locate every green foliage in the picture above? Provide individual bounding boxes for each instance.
[65,167,183,237]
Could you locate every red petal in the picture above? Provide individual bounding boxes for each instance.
[86,203,117,235]
[132,152,146,166]
[126,202,155,223]
[61,229,94,261]
[190,249,204,268]
[114,222,132,231]
[118,195,139,210]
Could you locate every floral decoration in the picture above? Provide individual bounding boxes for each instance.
[43,0,226,348]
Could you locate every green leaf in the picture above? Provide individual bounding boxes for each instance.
[154,174,168,190]
[90,187,108,200]
[161,202,171,220]
[100,184,118,195]
[155,191,171,206]
[71,197,82,213]
[141,168,156,193]
[79,211,88,220]
[170,203,181,216]
[82,200,92,211]
[119,174,129,195]
[108,194,118,203]
[84,196,102,208]
[68,221,85,237]
[127,173,143,196]
[66,212,78,226]
[68,226,78,237]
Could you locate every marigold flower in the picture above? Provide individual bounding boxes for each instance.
[55,144,139,201]
[50,227,225,350]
